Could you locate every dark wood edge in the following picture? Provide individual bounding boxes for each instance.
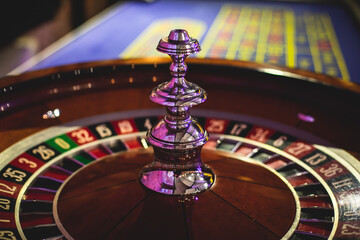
[0,58,169,88]
[1,57,360,94]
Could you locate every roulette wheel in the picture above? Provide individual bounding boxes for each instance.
[0,29,360,240]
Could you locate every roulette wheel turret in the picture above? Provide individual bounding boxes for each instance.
[140,29,213,195]
[0,29,359,240]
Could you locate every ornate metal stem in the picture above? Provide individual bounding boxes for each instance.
[140,29,214,195]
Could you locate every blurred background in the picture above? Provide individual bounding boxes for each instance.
[0,0,119,75]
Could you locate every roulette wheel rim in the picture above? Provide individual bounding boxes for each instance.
[0,50,360,239]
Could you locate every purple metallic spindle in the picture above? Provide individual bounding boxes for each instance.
[140,29,214,195]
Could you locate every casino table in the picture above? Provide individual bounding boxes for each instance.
[1,1,360,240]
[9,0,360,84]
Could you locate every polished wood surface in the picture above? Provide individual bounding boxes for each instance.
[55,148,296,240]
[1,58,359,153]
[2,58,360,93]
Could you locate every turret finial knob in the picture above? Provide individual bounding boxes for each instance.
[156,29,200,55]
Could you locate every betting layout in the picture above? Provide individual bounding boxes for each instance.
[120,4,350,81]
[0,112,359,239]
[15,2,358,83]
